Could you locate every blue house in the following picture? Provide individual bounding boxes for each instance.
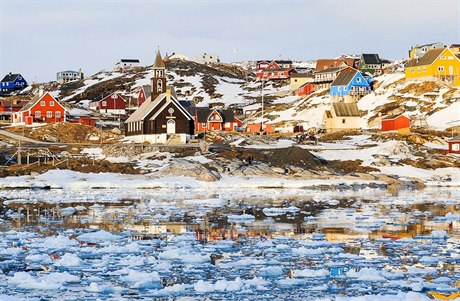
[330,70,370,102]
[0,73,28,95]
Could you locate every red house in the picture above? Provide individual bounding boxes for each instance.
[194,107,241,131]
[448,136,460,154]
[137,85,151,107]
[12,92,66,124]
[256,60,295,81]
[92,92,126,115]
[0,99,28,121]
[298,83,315,96]
[381,115,411,134]
[246,123,273,134]
[79,116,97,127]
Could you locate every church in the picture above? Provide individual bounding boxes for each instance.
[124,50,195,144]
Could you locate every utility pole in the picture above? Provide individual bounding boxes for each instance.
[261,80,265,131]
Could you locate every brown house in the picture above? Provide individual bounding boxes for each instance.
[315,58,360,71]
[124,50,194,144]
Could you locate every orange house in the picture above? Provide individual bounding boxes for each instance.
[381,115,410,134]
[246,123,273,134]
[13,92,66,124]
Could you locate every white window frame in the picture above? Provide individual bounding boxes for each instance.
[55,111,61,119]
[35,111,41,118]
[41,101,45,106]
[46,111,52,118]
[50,101,54,106]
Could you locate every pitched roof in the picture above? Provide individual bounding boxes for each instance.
[154,50,165,68]
[142,85,151,99]
[315,59,357,71]
[221,109,234,121]
[263,68,294,72]
[120,59,140,63]
[406,48,447,67]
[290,73,313,78]
[0,99,28,108]
[332,102,360,117]
[18,94,41,112]
[125,93,165,123]
[1,73,20,83]
[195,107,212,122]
[382,114,410,121]
[315,67,347,74]
[361,54,382,65]
[331,70,358,86]
[450,44,460,48]
[449,135,460,142]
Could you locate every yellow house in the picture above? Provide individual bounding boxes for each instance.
[289,73,313,91]
[450,44,460,55]
[323,102,361,133]
[405,48,460,86]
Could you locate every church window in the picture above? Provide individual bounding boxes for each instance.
[157,79,163,91]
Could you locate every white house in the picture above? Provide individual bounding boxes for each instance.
[194,53,219,65]
[114,59,141,71]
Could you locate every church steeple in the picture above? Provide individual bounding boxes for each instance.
[151,49,166,100]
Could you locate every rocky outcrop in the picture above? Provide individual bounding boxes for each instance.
[154,159,221,182]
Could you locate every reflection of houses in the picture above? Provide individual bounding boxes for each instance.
[192,107,242,131]
[330,69,371,102]
[124,50,195,144]
[381,115,411,134]
[405,48,460,86]
[323,102,360,133]
[56,69,84,84]
[448,136,460,154]
[12,92,66,124]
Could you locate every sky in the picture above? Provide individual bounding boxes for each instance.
[0,0,459,82]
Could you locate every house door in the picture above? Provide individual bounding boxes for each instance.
[167,119,176,134]
[449,66,454,75]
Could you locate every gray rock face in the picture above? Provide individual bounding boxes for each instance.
[154,159,221,182]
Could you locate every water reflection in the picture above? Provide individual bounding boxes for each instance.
[1,188,459,244]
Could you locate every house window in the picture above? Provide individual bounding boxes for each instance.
[102,101,107,106]
[46,111,52,118]
[55,111,61,119]
[344,87,347,91]
[423,67,427,72]
[440,56,446,60]
[438,66,445,72]
[50,101,54,106]
[410,68,414,74]
[418,68,421,73]
[342,119,346,124]
[202,123,206,128]
[448,56,454,60]
[356,77,361,83]
[453,143,460,151]
[35,111,41,118]
[41,101,45,106]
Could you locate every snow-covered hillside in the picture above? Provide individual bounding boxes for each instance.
[43,61,459,131]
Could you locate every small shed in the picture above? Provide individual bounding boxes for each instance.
[246,123,273,134]
[448,136,460,154]
[79,116,97,127]
[381,115,410,134]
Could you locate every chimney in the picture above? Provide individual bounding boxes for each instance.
[166,87,171,101]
